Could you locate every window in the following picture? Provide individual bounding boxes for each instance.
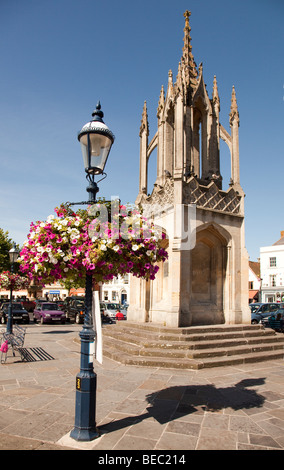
[260,304,270,313]
[249,281,253,289]
[270,275,276,287]
[123,274,129,284]
[269,257,276,267]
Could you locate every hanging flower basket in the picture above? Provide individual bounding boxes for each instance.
[0,271,30,291]
[19,202,168,287]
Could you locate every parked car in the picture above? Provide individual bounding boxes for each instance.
[99,303,115,324]
[34,299,47,308]
[33,302,66,324]
[100,302,127,321]
[54,299,64,310]
[0,302,29,324]
[261,308,284,328]
[20,299,36,312]
[62,296,85,314]
[65,298,85,324]
[250,302,280,324]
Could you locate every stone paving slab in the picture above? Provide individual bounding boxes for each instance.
[1,324,284,451]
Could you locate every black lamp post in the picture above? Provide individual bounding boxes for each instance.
[7,244,20,335]
[70,103,114,442]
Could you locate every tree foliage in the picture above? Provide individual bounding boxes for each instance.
[0,229,13,273]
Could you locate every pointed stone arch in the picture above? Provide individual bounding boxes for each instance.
[187,222,231,326]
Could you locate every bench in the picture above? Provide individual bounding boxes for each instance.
[1,325,26,363]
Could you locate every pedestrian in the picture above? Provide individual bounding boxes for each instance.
[115,311,124,321]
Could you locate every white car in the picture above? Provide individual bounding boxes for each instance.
[100,302,127,320]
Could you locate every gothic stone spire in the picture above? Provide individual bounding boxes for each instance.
[212,75,220,112]
[229,86,239,126]
[181,10,198,91]
[140,101,149,137]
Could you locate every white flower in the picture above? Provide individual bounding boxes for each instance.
[132,244,139,251]
[112,245,120,252]
[100,244,107,251]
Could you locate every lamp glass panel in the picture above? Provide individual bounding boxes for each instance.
[80,132,112,174]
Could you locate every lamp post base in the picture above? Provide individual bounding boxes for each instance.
[71,273,99,442]
[70,367,99,442]
[70,426,100,442]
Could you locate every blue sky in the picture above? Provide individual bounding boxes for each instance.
[0,0,283,261]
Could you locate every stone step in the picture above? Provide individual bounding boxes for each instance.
[108,322,276,343]
[103,329,281,351]
[145,335,284,351]
[113,322,262,334]
[103,324,279,350]
[102,344,284,370]
[101,322,284,369]
[103,335,284,360]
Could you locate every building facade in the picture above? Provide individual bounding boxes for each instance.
[260,231,284,303]
[127,11,250,327]
[249,261,261,303]
[101,274,130,305]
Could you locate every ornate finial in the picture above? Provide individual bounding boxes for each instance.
[184,10,191,27]
[140,101,149,137]
[92,101,104,122]
[212,75,220,110]
[229,86,239,126]
[167,70,174,96]
[157,85,165,119]
[176,62,183,93]
[181,10,198,90]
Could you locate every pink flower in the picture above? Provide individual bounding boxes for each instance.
[18,203,168,288]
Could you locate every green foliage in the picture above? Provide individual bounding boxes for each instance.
[0,229,13,273]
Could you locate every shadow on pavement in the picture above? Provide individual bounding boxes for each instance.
[98,377,266,434]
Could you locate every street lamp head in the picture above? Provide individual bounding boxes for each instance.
[78,102,115,176]
[9,244,19,264]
